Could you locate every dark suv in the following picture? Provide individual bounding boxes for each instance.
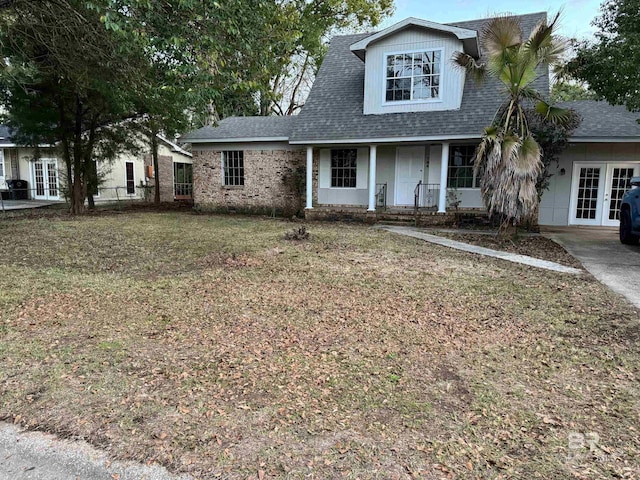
[620,176,640,244]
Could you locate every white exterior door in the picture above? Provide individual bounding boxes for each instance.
[569,162,640,226]
[395,146,424,205]
[602,164,640,227]
[32,159,60,200]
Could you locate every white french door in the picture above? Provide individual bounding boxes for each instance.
[32,158,60,200]
[602,164,640,227]
[395,146,424,205]
[570,162,640,226]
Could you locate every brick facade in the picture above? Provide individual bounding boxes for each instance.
[193,148,306,216]
[144,154,174,203]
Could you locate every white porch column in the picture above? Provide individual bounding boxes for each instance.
[305,146,313,210]
[367,145,377,211]
[438,142,450,213]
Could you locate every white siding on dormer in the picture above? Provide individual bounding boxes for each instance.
[363,27,466,115]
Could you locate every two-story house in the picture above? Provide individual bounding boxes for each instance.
[181,12,640,228]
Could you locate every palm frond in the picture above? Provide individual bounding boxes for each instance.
[535,101,573,125]
[513,135,541,178]
[451,51,486,83]
[523,13,567,66]
[519,86,541,101]
[534,38,569,66]
[482,15,522,58]
[501,132,521,170]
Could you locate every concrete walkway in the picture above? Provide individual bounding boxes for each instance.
[0,199,63,211]
[378,225,582,275]
[543,227,640,309]
[0,423,190,480]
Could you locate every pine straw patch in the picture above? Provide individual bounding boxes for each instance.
[431,231,582,269]
[0,213,639,479]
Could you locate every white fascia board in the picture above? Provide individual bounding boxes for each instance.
[0,143,54,148]
[289,134,481,145]
[156,134,193,157]
[350,17,480,60]
[569,137,640,143]
[185,136,290,144]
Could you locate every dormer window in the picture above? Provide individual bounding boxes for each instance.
[385,50,442,103]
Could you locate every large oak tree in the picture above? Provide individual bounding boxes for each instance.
[568,0,640,113]
[0,0,298,212]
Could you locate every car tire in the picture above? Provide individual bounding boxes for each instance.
[620,209,639,245]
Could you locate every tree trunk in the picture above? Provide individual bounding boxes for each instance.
[70,176,85,215]
[498,217,517,240]
[86,159,97,210]
[152,132,160,205]
[524,202,541,232]
[70,94,86,214]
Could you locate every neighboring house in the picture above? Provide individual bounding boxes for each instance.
[0,126,193,203]
[180,12,640,227]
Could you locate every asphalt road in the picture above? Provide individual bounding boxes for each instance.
[0,423,191,480]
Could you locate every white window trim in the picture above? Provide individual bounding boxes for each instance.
[329,148,358,190]
[382,47,445,106]
[220,150,245,187]
[448,145,479,189]
[0,149,5,180]
[124,161,136,196]
[31,157,60,200]
[93,160,100,197]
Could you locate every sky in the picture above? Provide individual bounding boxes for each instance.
[382,0,604,40]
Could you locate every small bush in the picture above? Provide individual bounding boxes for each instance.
[284,226,310,241]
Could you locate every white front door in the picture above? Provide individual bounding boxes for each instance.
[32,159,60,200]
[395,146,424,206]
[569,162,640,226]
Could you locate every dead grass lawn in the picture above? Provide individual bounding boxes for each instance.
[0,212,639,479]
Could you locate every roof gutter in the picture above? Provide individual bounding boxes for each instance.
[183,136,290,144]
[569,136,640,143]
[289,134,482,145]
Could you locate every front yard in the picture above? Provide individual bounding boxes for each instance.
[0,212,638,479]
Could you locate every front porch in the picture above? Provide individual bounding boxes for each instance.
[305,204,489,227]
[304,142,485,218]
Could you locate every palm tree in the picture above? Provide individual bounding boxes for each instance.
[454,13,571,236]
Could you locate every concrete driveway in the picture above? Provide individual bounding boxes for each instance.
[543,226,640,310]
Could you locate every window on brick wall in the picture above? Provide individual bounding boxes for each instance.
[222,151,244,186]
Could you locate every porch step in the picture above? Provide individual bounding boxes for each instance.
[377,219,417,226]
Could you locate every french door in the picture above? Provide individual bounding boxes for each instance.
[32,158,60,200]
[570,162,640,226]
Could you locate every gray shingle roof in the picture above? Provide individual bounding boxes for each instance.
[180,116,296,143]
[289,12,549,143]
[560,100,640,139]
[180,13,639,145]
